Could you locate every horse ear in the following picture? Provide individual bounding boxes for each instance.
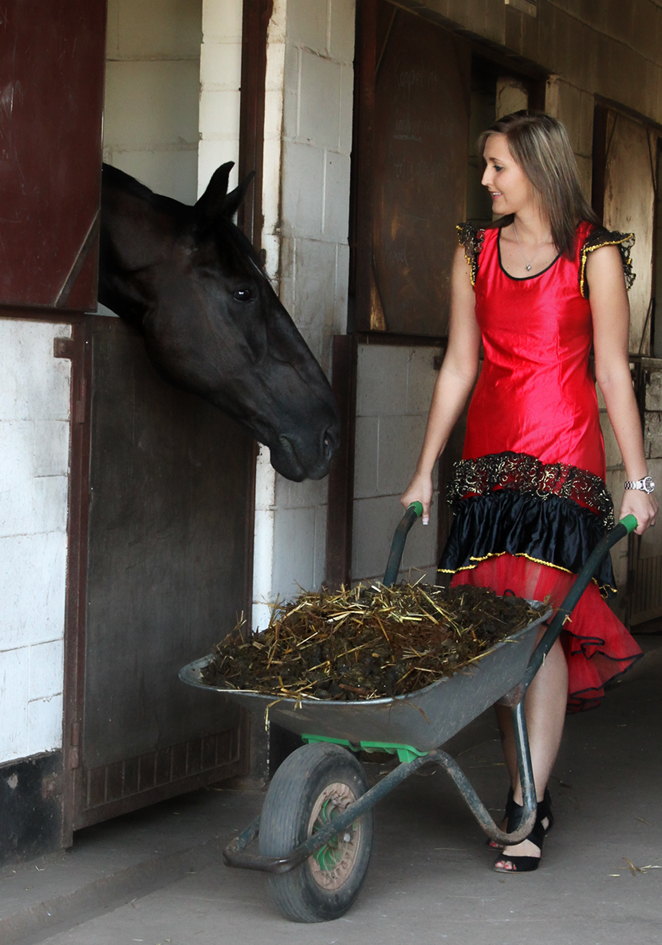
[195,162,234,225]
[222,171,255,219]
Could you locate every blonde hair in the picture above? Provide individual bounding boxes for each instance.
[478,110,599,257]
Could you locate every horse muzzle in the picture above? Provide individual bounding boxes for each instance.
[271,422,339,482]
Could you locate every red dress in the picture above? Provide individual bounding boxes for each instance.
[439,222,641,711]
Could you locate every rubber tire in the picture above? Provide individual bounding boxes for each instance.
[258,742,374,922]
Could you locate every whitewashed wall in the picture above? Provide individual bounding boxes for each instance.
[0,321,72,764]
[104,0,202,203]
[352,345,439,585]
[252,0,355,628]
[198,0,242,194]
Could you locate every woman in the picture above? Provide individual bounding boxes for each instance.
[401,111,658,873]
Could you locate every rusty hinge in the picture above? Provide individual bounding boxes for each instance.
[53,337,75,360]
[53,336,87,423]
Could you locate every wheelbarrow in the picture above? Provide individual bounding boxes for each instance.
[179,503,637,923]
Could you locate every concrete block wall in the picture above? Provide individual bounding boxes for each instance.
[252,0,355,628]
[198,0,243,194]
[352,345,440,585]
[0,321,72,763]
[276,0,354,371]
[104,0,202,203]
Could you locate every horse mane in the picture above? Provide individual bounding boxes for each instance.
[101,163,191,221]
[219,215,265,272]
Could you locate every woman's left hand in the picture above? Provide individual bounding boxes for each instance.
[618,489,658,535]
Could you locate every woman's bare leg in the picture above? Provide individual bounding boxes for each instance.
[494,635,568,864]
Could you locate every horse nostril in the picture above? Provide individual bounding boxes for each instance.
[322,427,336,460]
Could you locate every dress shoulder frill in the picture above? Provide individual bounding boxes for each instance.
[456,222,485,286]
[578,226,636,298]
[456,221,636,296]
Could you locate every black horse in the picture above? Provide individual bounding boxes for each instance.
[99,163,340,482]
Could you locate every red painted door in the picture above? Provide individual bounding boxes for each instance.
[0,0,106,311]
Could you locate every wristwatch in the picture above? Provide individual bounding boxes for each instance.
[624,476,655,494]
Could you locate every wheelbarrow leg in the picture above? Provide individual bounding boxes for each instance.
[509,698,538,839]
[425,699,537,846]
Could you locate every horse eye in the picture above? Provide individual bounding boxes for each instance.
[233,288,254,303]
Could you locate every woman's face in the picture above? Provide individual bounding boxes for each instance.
[481,133,536,217]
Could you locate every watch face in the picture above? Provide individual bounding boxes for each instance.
[644,477,656,494]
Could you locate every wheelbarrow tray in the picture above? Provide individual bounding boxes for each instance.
[179,603,550,753]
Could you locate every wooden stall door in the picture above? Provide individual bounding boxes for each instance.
[355,1,470,335]
[593,106,662,626]
[593,107,655,355]
[72,318,253,830]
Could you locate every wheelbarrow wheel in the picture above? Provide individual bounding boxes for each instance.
[259,742,374,922]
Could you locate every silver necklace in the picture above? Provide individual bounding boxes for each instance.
[512,221,551,272]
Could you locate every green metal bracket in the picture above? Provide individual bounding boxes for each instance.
[302,734,357,750]
[302,734,428,764]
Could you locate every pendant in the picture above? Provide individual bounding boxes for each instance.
[526,264,531,271]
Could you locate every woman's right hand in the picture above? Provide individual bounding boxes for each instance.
[401,470,434,525]
[398,246,479,528]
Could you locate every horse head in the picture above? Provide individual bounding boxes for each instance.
[98,163,340,482]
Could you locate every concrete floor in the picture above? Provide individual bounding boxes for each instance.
[2,635,661,945]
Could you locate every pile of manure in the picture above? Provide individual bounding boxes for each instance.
[201,583,543,702]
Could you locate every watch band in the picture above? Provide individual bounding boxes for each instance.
[624,476,655,494]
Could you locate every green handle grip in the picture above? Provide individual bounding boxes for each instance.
[620,514,638,534]
[383,502,423,586]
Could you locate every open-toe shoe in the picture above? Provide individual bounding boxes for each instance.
[488,787,553,851]
[492,795,551,873]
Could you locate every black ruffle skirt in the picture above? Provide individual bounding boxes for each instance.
[438,490,616,592]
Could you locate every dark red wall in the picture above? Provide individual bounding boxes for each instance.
[0,0,106,311]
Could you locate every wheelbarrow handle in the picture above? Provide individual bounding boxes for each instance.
[383,502,423,586]
[521,514,638,690]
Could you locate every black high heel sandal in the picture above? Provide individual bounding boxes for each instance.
[488,787,553,850]
[492,793,553,873]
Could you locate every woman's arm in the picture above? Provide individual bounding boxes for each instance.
[588,244,658,534]
[400,245,482,523]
